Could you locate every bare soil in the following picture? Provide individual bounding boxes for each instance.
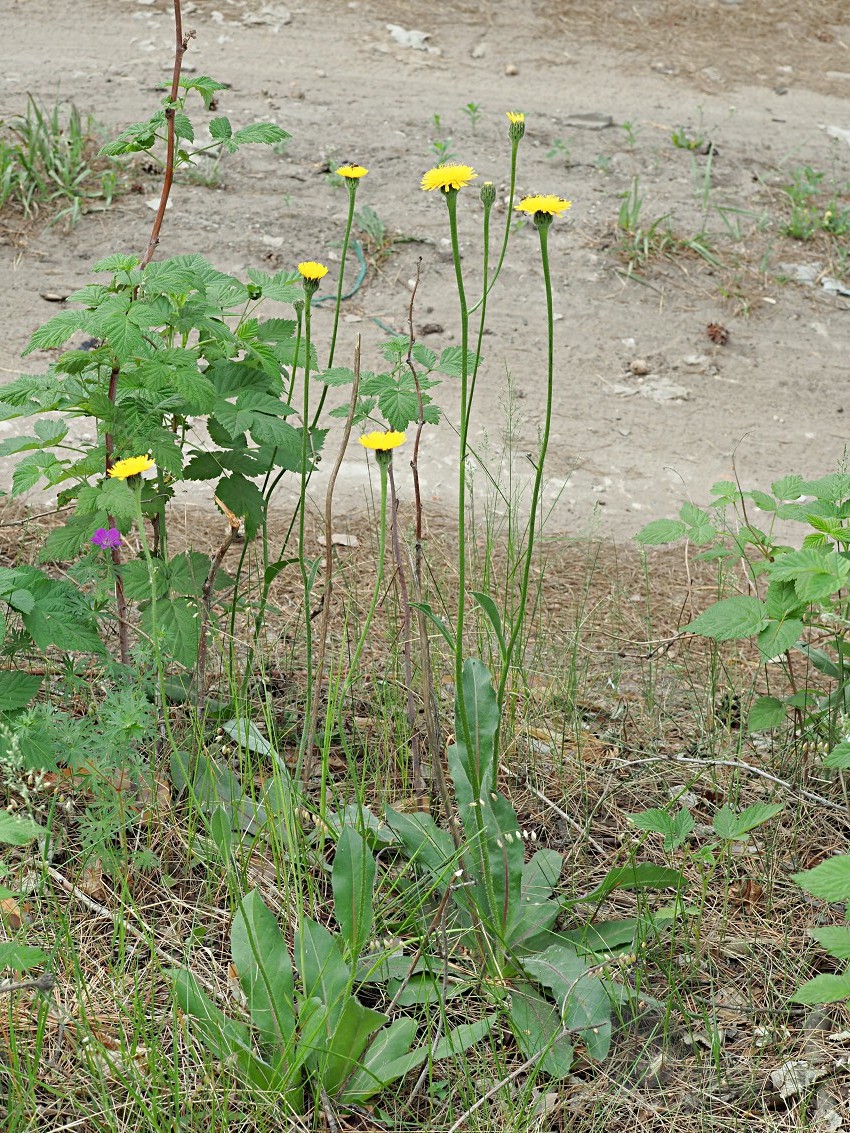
[2,0,850,542]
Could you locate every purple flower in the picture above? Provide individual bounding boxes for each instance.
[90,527,122,550]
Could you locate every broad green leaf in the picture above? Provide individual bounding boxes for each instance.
[232,123,290,145]
[0,943,48,971]
[0,672,42,711]
[757,618,803,661]
[810,926,850,960]
[340,1018,418,1103]
[23,310,90,355]
[684,595,769,642]
[332,827,376,961]
[510,985,574,1079]
[712,802,783,841]
[628,807,694,852]
[214,474,265,540]
[793,854,850,902]
[411,343,437,370]
[824,742,850,770]
[772,474,805,500]
[634,518,687,546]
[383,806,456,879]
[437,345,480,377]
[747,696,786,732]
[801,474,850,502]
[91,253,139,274]
[321,996,387,1094]
[230,890,296,1050]
[0,811,43,846]
[295,918,350,1025]
[181,75,230,110]
[569,863,685,905]
[522,945,612,1058]
[141,597,200,669]
[767,548,850,603]
[520,849,563,904]
[791,972,850,1005]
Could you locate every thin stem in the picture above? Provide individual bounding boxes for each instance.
[469,137,519,315]
[296,291,316,773]
[444,189,474,762]
[495,218,555,766]
[325,181,358,373]
[139,1,194,269]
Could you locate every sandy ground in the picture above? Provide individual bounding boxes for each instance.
[2,0,850,540]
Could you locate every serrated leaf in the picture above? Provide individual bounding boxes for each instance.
[635,518,687,546]
[0,943,48,971]
[757,617,803,661]
[141,597,200,669]
[215,475,265,540]
[628,807,694,851]
[0,672,42,711]
[772,475,805,500]
[767,548,850,603]
[23,310,90,356]
[437,345,480,377]
[810,926,850,959]
[712,802,783,840]
[793,854,850,902]
[91,253,140,274]
[684,596,769,641]
[232,123,290,145]
[791,972,850,1005]
[824,742,850,770]
[748,696,786,732]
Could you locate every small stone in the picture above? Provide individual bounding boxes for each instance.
[505,63,519,76]
[471,42,487,59]
[420,323,444,335]
[683,354,708,367]
[40,291,70,302]
[630,358,650,376]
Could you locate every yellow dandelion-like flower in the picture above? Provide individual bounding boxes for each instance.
[297,261,329,281]
[420,164,478,193]
[359,431,406,451]
[506,111,525,125]
[515,194,572,217]
[336,164,368,180]
[108,455,154,480]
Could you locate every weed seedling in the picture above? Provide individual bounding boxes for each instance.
[461,102,483,133]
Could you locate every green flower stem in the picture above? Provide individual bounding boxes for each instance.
[296,288,316,771]
[496,215,555,759]
[325,180,358,373]
[469,191,494,410]
[469,136,520,316]
[444,188,474,762]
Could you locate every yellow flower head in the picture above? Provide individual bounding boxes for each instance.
[109,455,154,480]
[336,164,368,180]
[515,195,572,218]
[359,431,406,452]
[506,110,526,142]
[297,261,329,281]
[421,164,478,193]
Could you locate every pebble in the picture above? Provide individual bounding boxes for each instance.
[471,42,487,59]
[683,354,708,367]
[505,63,519,76]
[629,358,650,376]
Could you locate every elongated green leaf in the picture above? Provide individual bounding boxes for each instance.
[634,518,687,546]
[791,972,850,1005]
[339,1018,418,1103]
[471,591,507,658]
[232,123,290,146]
[522,945,612,1059]
[321,996,387,1095]
[510,984,574,1079]
[295,918,350,1027]
[569,862,685,905]
[332,827,376,961]
[230,890,296,1051]
[684,596,769,641]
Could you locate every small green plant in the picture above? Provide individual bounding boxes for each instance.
[461,102,482,133]
[429,113,457,162]
[781,165,850,240]
[545,138,570,163]
[620,120,640,146]
[671,125,704,151]
[0,96,120,226]
[792,853,850,1005]
[636,472,850,754]
[173,844,492,1111]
